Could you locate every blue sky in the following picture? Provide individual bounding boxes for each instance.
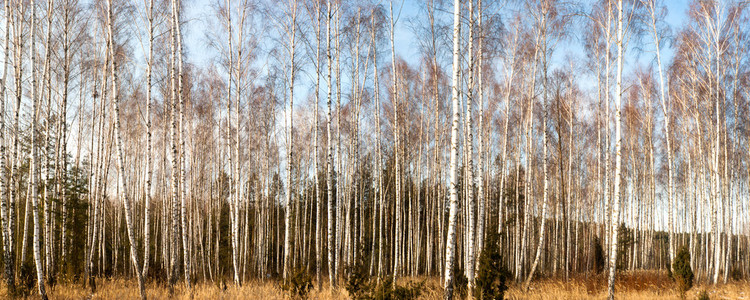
[175,0,692,85]
[179,0,425,68]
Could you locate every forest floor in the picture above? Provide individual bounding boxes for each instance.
[2,271,748,299]
[506,270,750,299]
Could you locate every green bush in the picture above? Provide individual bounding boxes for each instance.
[281,267,313,299]
[371,277,396,300]
[697,289,710,300]
[452,265,468,299]
[729,266,743,281]
[345,246,424,300]
[672,246,694,296]
[616,223,633,271]
[592,236,605,274]
[17,259,36,298]
[345,260,371,299]
[474,232,510,300]
[370,276,424,300]
[390,281,424,300]
[343,275,425,300]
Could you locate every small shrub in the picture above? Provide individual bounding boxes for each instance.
[474,232,510,300]
[616,223,633,271]
[371,276,396,300]
[17,259,36,297]
[371,276,424,300]
[391,280,424,300]
[729,266,742,281]
[452,265,468,299]
[672,246,694,296]
[281,267,313,299]
[345,260,371,299]
[591,236,605,274]
[697,289,710,300]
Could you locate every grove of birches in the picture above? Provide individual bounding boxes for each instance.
[0,0,747,298]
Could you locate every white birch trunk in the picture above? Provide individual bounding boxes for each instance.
[0,0,14,291]
[464,1,477,293]
[171,0,191,288]
[474,0,486,270]
[389,0,402,278]
[645,0,674,271]
[168,0,181,286]
[370,14,385,279]
[524,10,549,287]
[443,0,461,297]
[142,0,154,278]
[607,0,624,298]
[283,0,297,281]
[106,0,145,297]
[29,0,48,297]
[325,0,336,287]
[711,0,722,284]
[313,0,322,288]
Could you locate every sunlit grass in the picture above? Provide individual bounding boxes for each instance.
[506,270,750,299]
[1,271,748,299]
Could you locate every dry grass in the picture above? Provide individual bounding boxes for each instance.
[0,277,443,299]
[1,271,748,299]
[506,270,750,299]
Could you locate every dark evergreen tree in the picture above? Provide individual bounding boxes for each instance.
[474,231,509,300]
[672,246,693,297]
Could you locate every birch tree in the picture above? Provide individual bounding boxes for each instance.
[443,0,462,297]
[168,0,182,287]
[142,0,155,278]
[303,0,322,288]
[172,0,191,288]
[29,0,48,297]
[0,0,14,293]
[9,0,25,291]
[282,0,297,281]
[642,0,674,271]
[464,1,477,292]
[389,0,402,278]
[607,0,624,298]
[107,0,146,297]
[325,0,336,288]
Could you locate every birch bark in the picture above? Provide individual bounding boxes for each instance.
[607,0,624,298]
[106,0,145,297]
[443,0,461,297]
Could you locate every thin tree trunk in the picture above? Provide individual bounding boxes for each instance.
[10,0,23,284]
[57,0,74,275]
[283,0,297,281]
[172,0,191,288]
[370,12,385,279]
[168,0,181,287]
[607,0,624,298]
[524,8,549,288]
[644,0,673,272]
[107,0,145,297]
[142,0,154,278]
[474,0,485,270]
[389,0,401,278]
[325,0,336,288]
[0,0,14,293]
[312,0,322,289]
[464,1,477,293]
[29,0,48,297]
[443,0,461,297]
[711,0,722,284]
[42,0,56,285]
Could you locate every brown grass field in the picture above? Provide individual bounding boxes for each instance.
[1,271,748,299]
